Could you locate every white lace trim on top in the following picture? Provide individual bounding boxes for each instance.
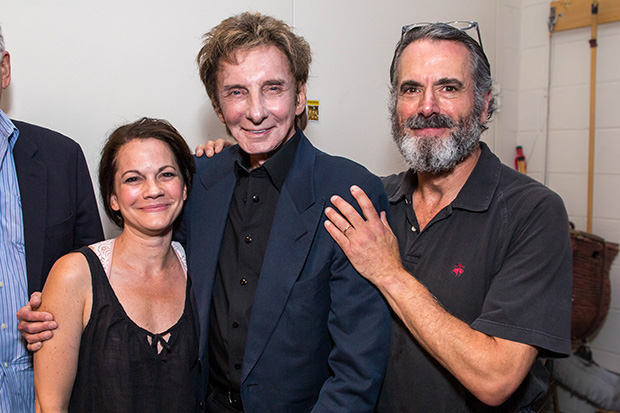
[89,239,187,278]
[90,239,115,277]
[171,241,188,275]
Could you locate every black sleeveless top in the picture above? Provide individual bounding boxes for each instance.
[68,245,199,412]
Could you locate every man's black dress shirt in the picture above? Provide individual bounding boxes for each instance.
[208,131,301,394]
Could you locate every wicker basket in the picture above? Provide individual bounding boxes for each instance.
[570,228,619,340]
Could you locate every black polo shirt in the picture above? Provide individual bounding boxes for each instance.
[208,131,301,394]
[376,142,572,412]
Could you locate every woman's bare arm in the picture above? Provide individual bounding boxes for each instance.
[34,252,92,413]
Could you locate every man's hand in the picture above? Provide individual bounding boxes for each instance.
[195,138,234,157]
[324,185,403,284]
[16,292,57,352]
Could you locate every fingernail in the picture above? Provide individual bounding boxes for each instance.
[351,185,360,192]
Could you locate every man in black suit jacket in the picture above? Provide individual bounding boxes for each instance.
[1,26,103,412]
[184,12,390,412]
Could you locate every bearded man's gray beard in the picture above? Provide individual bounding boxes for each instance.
[391,110,485,174]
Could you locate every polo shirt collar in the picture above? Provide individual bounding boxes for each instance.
[387,141,501,213]
[452,141,501,212]
[387,169,416,204]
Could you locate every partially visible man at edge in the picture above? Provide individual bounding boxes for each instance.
[0,23,103,412]
[18,12,390,412]
[323,22,572,412]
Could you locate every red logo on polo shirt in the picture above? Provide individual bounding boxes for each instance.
[452,263,465,277]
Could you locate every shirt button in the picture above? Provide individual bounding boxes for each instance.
[411,225,417,232]
[0,281,3,287]
[240,278,248,286]
[3,362,7,368]
[232,321,239,328]
[1,323,5,330]
[252,195,260,202]
[234,363,241,370]
[244,235,252,244]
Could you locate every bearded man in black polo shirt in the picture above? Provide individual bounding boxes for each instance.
[324,22,572,412]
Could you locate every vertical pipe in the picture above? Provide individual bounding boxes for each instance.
[587,0,599,233]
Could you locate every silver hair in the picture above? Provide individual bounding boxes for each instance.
[391,108,485,174]
[0,24,5,54]
[389,23,496,125]
[388,28,490,175]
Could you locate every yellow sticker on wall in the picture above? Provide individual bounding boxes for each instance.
[307,100,319,122]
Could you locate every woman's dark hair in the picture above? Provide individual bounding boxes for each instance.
[99,117,195,227]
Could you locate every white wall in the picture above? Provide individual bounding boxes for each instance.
[6,1,617,410]
[513,1,620,412]
[1,0,498,234]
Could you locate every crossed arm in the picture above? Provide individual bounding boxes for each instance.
[323,185,538,407]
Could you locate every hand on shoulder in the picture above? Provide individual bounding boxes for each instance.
[20,252,91,351]
[194,138,234,157]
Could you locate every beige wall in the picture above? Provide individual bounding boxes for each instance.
[505,1,620,411]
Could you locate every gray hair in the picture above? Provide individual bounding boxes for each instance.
[0,24,5,54]
[389,23,496,122]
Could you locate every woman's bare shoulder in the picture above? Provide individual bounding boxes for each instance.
[43,251,92,295]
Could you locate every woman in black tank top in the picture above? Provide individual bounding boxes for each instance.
[33,118,198,412]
